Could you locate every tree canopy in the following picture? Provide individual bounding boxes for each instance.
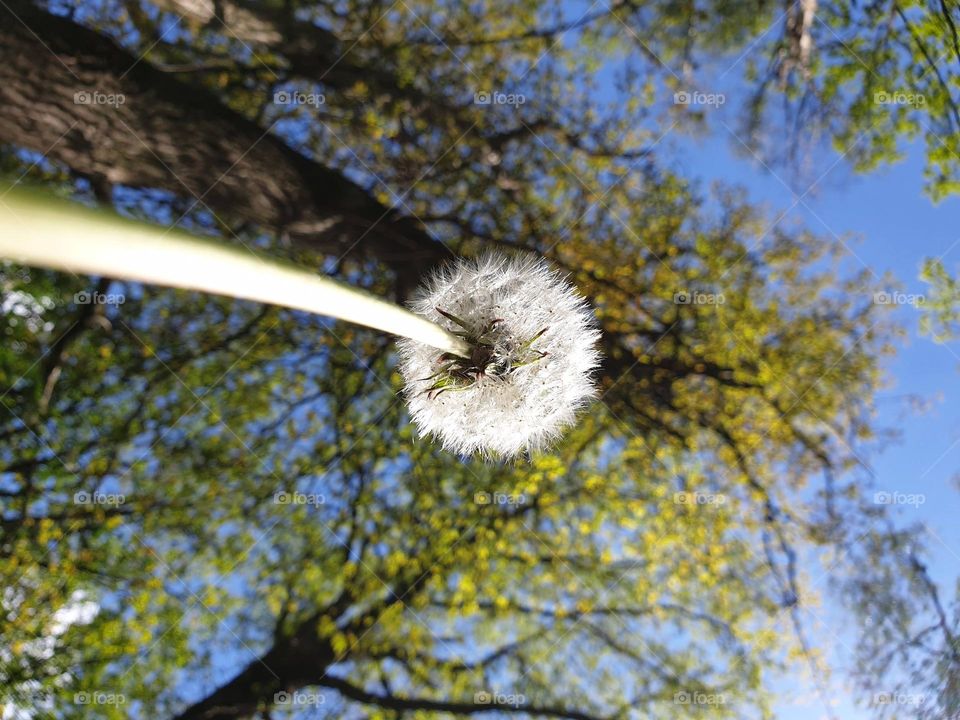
[1,1,958,719]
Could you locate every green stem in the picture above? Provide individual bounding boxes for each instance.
[0,185,470,357]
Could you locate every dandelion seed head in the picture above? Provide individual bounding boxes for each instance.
[397,252,601,458]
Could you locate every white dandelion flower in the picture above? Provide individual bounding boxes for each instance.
[397,253,601,458]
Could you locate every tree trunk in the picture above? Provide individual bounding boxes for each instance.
[173,632,335,720]
[0,0,447,291]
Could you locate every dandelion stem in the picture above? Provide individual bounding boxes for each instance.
[0,186,470,357]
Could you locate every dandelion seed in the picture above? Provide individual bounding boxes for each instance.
[397,252,601,458]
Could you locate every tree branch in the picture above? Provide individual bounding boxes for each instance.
[320,675,605,720]
[0,0,448,292]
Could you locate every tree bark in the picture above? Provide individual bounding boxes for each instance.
[173,633,335,720]
[150,0,462,121]
[0,0,447,291]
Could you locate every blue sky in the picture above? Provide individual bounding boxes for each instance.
[546,0,960,708]
[661,71,960,720]
[178,1,960,714]
[14,2,956,716]
[541,0,960,702]
[220,4,960,714]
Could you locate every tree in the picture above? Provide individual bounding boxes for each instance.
[839,522,960,720]
[0,1,939,719]
[734,0,960,201]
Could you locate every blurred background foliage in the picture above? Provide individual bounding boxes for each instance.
[0,0,959,718]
